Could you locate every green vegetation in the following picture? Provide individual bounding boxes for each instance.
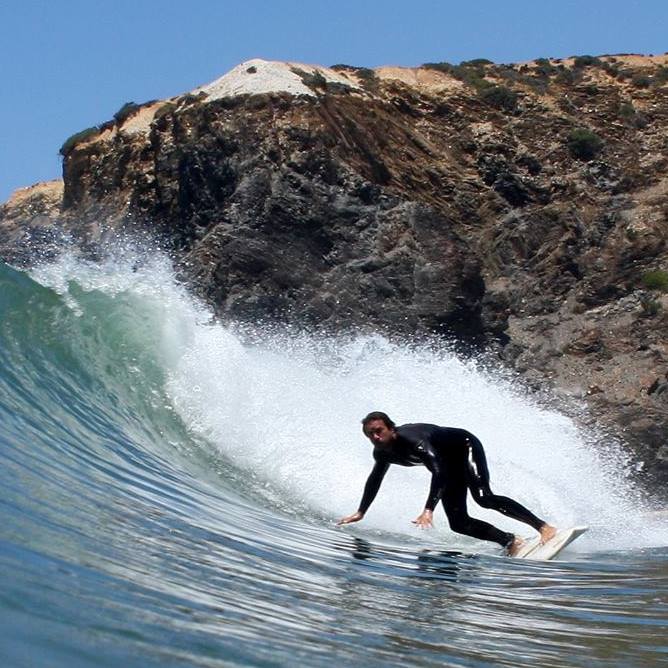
[618,101,636,118]
[422,61,455,74]
[353,67,378,86]
[655,66,668,83]
[353,67,376,79]
[631,74,652,88]
[291,67,357,94]
[330,65,378,92]
[600,61,620,77]
[422,60,493,91]
[479,85,518,111]
[640,294,662,317]
[642,270,668,292]
[153,102,177,123]
[573,55,602,68]
[491,64,549,94]
[616,102,648,128]
[455,63,492,90]
[179,91,208,106]
[555,68,576,85]
[291,67,327,90]
[534,58,557,76]
[460,58,494,67]
[422,54,624,97]
[113,101,141,125]
[59,126,100,156]
[567,128,604,160]
[59,97,165,157]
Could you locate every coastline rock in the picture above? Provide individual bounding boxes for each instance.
[2,55,667,485]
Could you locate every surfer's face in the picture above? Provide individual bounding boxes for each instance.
[363,419,396,447]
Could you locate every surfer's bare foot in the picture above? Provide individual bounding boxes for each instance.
[539,524,557,544]
[506,536,525,557]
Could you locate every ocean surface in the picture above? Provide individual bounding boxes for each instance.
[0,249,666,668]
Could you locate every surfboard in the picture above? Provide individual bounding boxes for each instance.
[514,525,588,560]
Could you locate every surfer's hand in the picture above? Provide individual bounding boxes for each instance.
[412,509,433,529]
[336,511,364,526]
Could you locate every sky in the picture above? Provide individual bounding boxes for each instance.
[1,0,666,203]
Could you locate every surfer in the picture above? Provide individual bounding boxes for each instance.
[337,412,557,556]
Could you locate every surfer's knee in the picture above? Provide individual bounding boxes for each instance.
[471,488,495,508]
[446,513,474,534]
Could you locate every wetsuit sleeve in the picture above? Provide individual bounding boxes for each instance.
[418,443,446,511]
[357,458,390,514]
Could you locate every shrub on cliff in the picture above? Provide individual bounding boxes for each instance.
[152,102,178,127]
[179,92,208,106]
[422,60,492,91]
[59,127,100,156]
[352,67,378,91]
[640,294,662,317]
[460,58,494,67]
[601,61,621,77]
[655,66,668,84]
[567,128,604,160]
[534,58,557,76]
[618,102,649,128]
[422,61,455,75]
[631,74,652,88]
[479,85,518,112]
[618,102,636,118]
[303,68,328,89]
[494,65,549,94]
[573,55,602,68]
[292,67,357,93]
[113,101,140,125]
[642,270,668,292]
[582,84,600,96]
[555,68,576,85]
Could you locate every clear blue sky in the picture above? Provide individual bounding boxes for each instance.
[1,0,666,202]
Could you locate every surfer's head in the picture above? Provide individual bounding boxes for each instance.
[362,412,397,446]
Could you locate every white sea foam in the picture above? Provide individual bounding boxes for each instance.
[166,322,666,553]
[31,251,668,554]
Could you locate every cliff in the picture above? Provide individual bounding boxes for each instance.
[2,55,667,484]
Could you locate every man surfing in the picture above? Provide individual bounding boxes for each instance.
[337,412,557,556]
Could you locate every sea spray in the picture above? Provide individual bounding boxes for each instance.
[25,250,668,552]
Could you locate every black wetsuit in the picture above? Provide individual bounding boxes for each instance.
[358,423,545,548]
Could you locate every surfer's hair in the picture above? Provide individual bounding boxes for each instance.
[361,411,396,432]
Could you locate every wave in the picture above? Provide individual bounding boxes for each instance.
[1,247,666,562]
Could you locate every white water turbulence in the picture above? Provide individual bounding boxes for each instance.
[32,250,668,556]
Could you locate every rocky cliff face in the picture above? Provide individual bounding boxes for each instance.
[2,55,667,483]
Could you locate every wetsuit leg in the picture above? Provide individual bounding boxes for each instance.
[466,435,545,531]
[441,470,514,548]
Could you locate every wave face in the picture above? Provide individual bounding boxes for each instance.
[0,251,666,668]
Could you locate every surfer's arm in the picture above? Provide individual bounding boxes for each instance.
[336,458,389,525]
[412,444,445,528]
[358,459,390,514]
